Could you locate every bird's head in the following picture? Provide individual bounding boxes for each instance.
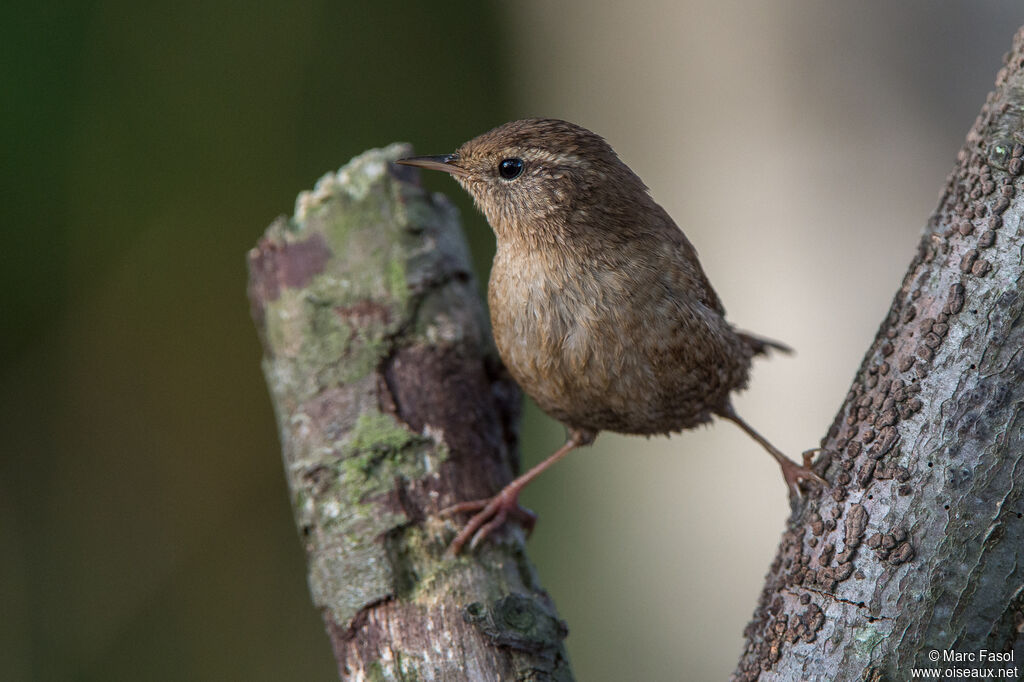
[398,119,648,246]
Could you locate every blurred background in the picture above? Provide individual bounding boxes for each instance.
[3,2,1023,680]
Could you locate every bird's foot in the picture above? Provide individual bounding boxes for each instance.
[438,431,589,556]
[440,486,537,557]
[780,448,828,499]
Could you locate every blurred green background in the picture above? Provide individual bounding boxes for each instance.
[3,2,1023,680]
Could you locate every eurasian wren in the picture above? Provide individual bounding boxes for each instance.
[397,119,825,555]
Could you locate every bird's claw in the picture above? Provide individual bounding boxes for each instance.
[441,489,537,557]
[781,449,828,500]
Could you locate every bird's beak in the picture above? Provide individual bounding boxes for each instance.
[396,153,468,177]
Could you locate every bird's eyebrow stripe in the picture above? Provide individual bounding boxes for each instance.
[520,149,591,170]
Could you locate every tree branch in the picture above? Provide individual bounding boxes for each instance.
[733,27,1024,681]
[247,145,573,681]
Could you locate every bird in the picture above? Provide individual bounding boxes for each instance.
[396,118,825,555]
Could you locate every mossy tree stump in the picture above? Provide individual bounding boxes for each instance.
[248,145,572,681]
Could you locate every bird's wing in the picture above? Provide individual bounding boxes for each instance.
[648,204,727,317]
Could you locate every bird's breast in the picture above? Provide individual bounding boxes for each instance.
[487,245,645,427]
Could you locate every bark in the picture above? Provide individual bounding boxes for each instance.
[247,145,572,681]
[733,28,1024,681]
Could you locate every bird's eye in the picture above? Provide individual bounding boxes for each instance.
[498,158,524,180]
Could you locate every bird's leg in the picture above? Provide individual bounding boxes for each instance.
[442,429,594,556]
[718,405,827,498]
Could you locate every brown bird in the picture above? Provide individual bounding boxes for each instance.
[397,119,825,555]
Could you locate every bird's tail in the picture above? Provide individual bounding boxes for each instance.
[738,330,793,357]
